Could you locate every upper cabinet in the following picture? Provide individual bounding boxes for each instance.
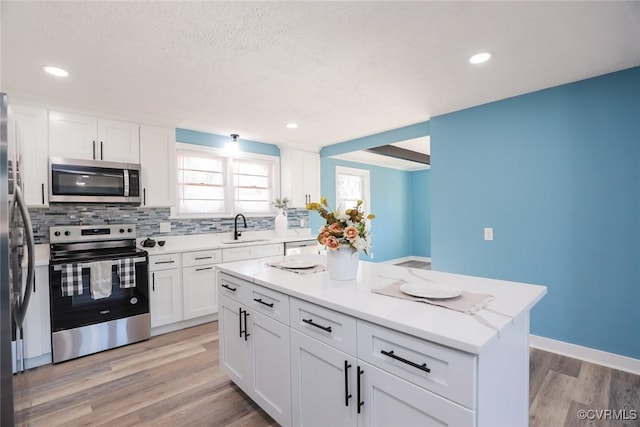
[139,125,175,207]
[8,104,49,206]
[280,148,320,207]
[49,111,140,163]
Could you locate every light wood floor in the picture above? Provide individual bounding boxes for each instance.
[14,322,639,426]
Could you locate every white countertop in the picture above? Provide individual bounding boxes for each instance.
[32,229,317,266]
[216,254,547,355]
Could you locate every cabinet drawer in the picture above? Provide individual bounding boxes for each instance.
[247,284,289,325]
[183,249,222,267]
[254,243,283,258]
[149,253,181,271]
[357,320,476,409]
[290,298,356,356]
[222,246,255,263]
[218,273,249,304]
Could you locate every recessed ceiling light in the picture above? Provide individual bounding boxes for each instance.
[286,123,298,129]
[469,52,491,65]
[43,66,69,77]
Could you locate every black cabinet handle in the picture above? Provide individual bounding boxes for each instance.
[243,310,250,341]
[302,318,332,333]
[195,266,213,272]
[221,283,237,292]
[253,298,274,308]
[100,141,104,160]
[357,366,364,414]
[195,256,213,260]
[154,260,175,264]
[41,183,45,204]
[380,349,431,373]
[93,140,96,159]
[344,360,352,407]
[143,188,146,205]
[152,272,155,292]
[238,307,243,338]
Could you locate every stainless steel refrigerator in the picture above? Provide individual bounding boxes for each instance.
[1,92,36,426]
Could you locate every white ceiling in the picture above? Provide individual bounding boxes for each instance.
[1,1,639,153]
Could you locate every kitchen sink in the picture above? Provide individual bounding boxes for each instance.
[222,239,269,245]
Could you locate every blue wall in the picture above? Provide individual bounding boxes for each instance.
[176,128,280,156]
[411,169,431,257]
[317,158,430,262]
[430,67,640,359]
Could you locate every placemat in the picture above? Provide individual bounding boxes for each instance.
[266,262,327,275]
[373,280,494,315]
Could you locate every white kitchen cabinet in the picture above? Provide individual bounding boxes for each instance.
[182,249,221,320]
[49,111,139,163]
[218,280,292,426]
[22,266,52,367]
[140,125,175,207]
[291,329,357,427]
[8,104,49,206]
[222,243,283,263]
[280,148,320,207]
[149,254,183,328]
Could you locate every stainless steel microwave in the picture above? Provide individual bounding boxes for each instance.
[49,158,141,204]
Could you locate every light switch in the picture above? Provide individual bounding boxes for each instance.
[160,222,171,233]
[484,227,493,241]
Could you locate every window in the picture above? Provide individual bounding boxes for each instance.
[175,144,278,216]
[336,166,371,212]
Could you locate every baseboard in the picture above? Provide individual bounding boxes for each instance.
[151,314,218,337]
[383,256,432,265]
[530,335,640,375]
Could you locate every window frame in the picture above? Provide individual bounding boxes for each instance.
[172,142,280,218]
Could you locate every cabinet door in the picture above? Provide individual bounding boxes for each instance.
[150,269,183,327]
[49,111,97,160]
[97,119,140,163]
[182,264,217,320]
[219,295,251,388]
[22,266,51,363]
[358,361,474,427]
[291,329,357,427]
[281,149,320,207]
[9,105,49,206]
[139,125,175,206]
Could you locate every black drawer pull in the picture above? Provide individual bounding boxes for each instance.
[357,366,364,414]
[380,350,431,373]
[221,283,237,292]
[253,298,274,308]
[194,256,213,260]
[154,260,175,265]
[302,318,332,333]
[195,266,213,271]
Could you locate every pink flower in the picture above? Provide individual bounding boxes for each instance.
[344,226,358,241]
[325,236,341,250]
[318,230,331,245]
[328,222,343,234]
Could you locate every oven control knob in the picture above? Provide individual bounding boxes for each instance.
[54,231,61,237]
[127,228,133,233]
[64,231,71,236]
[130,297,138,305]
[120,228,125,233]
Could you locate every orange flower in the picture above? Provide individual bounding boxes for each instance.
[328,222,343,234]
[344,226,359,241]
[325,236,341,250]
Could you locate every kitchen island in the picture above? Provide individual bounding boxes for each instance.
[216,254,546,427]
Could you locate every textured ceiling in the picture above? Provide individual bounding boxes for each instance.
[1,1,639,151]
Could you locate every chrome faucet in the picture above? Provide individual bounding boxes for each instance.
[234,213,247,240]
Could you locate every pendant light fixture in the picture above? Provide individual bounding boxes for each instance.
[227,133,240,154]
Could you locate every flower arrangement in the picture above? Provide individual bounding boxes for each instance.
[306,197,375,254]
[272,197,290,210]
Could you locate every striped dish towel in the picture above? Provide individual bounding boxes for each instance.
[118,258,136,288]
[61,263,84,296]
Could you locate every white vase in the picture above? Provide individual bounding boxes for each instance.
[274,209,287,237]
[327,245,359,280]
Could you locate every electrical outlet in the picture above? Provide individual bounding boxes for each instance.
[160,222,171,233]
[300,219,306,227]
[484,227,493,241]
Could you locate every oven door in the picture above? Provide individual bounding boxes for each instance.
[49,254,149,333]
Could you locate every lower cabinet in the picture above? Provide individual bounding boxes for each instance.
[22,266,52,367]
[149,265,183,328]
[219,293,291,426]
[182,264,217,320]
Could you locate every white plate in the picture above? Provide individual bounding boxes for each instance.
[279,260,317,269]
[400,282,462,299]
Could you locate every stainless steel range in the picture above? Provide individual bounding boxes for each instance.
[48,224,150,363]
